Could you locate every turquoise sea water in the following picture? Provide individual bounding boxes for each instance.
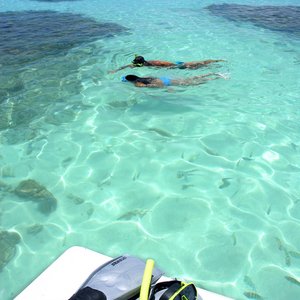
[1,0,300,299]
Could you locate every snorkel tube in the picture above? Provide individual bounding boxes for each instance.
[140,259,155,300]
[132,54,145,67]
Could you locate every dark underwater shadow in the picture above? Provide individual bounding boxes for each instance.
[0,10,128,66]
[0,10,129,144]
[205,4,300,37]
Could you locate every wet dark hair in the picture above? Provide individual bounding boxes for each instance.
[69,287,106,300]
[125,75,139,81]
[132,56,146,65]
[125,75,154,85]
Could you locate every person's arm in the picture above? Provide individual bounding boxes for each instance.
[135,82,162,88]
[135,82,149,87]
[109,64,134,73]
[183,59,225,69]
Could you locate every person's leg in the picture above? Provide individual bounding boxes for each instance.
[172,73,219,86]
[183,60,225,69]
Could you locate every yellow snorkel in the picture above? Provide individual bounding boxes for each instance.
[140,259,155,300]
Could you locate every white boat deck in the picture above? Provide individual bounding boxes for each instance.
[15,246,233,300]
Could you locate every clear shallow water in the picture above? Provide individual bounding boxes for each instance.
[1,0,300,299]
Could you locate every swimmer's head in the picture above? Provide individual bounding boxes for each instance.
[122,75,153,85]
[123,75,139,82]
[132,56,146,66]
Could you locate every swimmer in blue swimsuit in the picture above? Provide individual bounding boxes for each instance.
[121,73,227,88]
[159,77,172,86]
[109,55,225,73]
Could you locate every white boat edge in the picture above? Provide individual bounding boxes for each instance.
[14,246,233,300]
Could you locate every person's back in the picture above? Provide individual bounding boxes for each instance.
[121,74,165,87]
[132,56,175,67]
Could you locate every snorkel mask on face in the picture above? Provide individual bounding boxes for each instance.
[132,54,145,67]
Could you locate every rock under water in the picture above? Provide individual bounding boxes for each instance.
[14,179,58,214]
[0,230,21,270]
[205,4,300,35]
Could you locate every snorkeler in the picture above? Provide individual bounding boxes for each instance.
[109,55,225,73]
[121,73,228,88]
